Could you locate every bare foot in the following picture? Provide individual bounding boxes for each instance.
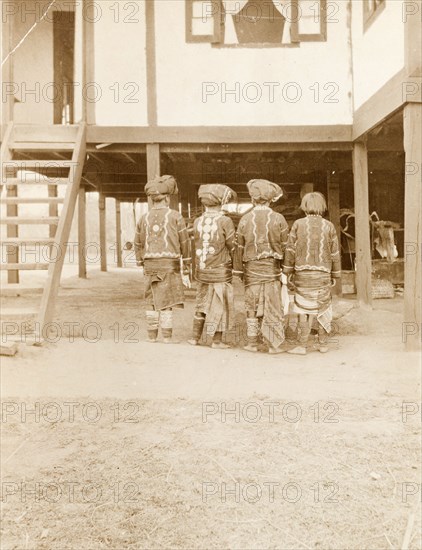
[318,345,329,353]
[287,346,307,355]
[147,338,157,343]
[211,342,230,349]
[269,346,285,354]
[162,338,179,344]
[243,344,258,353]
[187,339,199,346]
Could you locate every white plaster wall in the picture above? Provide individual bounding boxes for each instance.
[12,0,55,124]
[352,0,405,110]
[93,0,148,125]
[155,0,353,126]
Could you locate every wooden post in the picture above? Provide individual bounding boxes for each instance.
[37,123,87,332]
[115,199,123,268]
[327,170,342,296]
[182,182,194,218]
[352,140,372,308]
[78,187,87,278]
[146,143,160,209]
[300,183,313,198]
[145,0,157,127]
[169,193,180,212]
[403,104,421,351]
[6,185,18,284]
[1,8,13,137]
[99,193,107,272]
[146,143,179,211]
[73,0,83,122]
[48,185,58,239]
[2,124,18,283]
[83,0,96,125]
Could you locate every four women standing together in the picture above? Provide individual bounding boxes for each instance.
[134,176,341,355]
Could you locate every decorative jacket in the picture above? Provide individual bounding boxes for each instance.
[193,211,236,283]
[134,206,190,266]
[283,215,341,277]
[234,205,289,274]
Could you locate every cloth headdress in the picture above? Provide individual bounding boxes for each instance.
[246,179,283,203]
[145,175,178,197]
[198,184,237,206]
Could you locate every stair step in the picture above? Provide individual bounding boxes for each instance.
[0,263,50,270]
[11,142,75,152]
[1,238,55,246]
[0,217,59,225]
[0,308,39,319]
[0,284,44,296]
[4,178,69,186]
[3,160,75,170]
[12,124,79,143]
[0,197,64,204]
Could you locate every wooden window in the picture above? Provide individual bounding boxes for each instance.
[291,0,327,43]
[363,0,386,32]
[185,0,327,47]
[185,0,222,43]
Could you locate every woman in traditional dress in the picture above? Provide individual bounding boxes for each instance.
[134,175,191,343]
[283,192,341,354]
[188,184,236,349]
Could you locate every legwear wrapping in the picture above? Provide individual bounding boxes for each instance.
[160,309,173,339]
[318,325,329,345]
[213,331,223,345]
[146,310,159,340]
[246,317,259,347]
[192,314,206,342]
[298,321,311,346]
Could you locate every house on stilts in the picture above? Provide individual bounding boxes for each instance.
[1,0,421,349]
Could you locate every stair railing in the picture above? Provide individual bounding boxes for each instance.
[37,122,87,338]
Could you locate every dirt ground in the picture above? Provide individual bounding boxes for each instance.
[1,267,421,550]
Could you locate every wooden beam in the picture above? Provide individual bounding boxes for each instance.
[88,142,352,153]
[78,187,87,278]
[353,68,421,139]
[87,125,353,144]
[403,103,421,350]
[99,193,107,272]
[87,143,147,154]
[327,170,342,296]
[115,199,123,268]
[161,143,353,153]
[145,0,157,126]
[107,196,143,203]
[352,140,372,308]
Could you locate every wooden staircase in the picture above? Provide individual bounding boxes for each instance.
[1,123,86,342]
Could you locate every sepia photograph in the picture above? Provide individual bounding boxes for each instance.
[0,0,421,548]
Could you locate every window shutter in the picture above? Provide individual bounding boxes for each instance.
[291,0,327,43]
[186,0,223,43]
